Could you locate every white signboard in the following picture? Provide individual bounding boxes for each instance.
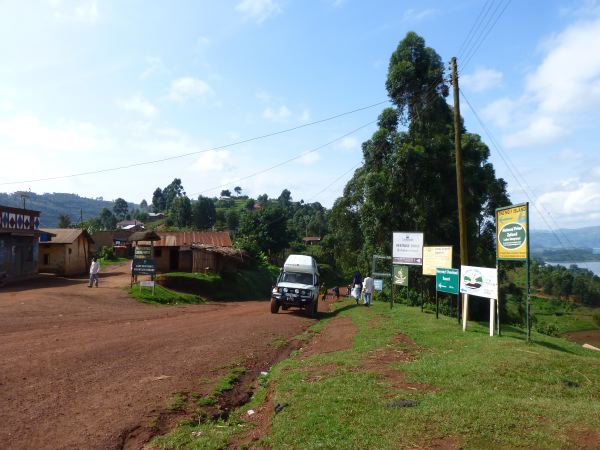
[374,279,383,291]
[460,265,498,299]
[140,280,155,287]
[392,232,424,265]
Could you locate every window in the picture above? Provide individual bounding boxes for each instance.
[43,254,49,265]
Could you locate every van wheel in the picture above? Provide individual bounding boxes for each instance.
[270,298,280,314]
[281,304,289,311]
[308,301,318,318]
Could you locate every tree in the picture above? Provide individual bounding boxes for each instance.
[226,210,240,230]
[169,196,192,228]
[163,178,185,211]
[98,208,117,230]
[192,196,217,230]
[58,213,71,228]
[329,31,509,275]
[278,189,292,209]
[234,186,242,196]
[257,193,269,206]
[244,198,255,210]
[113,198,129,221]
[152,188,166,212]
[220,189,231,197]
[140,199,148,211]
[239,206,290,255]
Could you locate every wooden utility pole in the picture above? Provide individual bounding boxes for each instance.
[451,57,470,329]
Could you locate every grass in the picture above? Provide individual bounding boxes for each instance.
[212,367,246,396]
[126,284,204,305]
[160,264,279,301]
[147,299,600,449]
[98,256,128,267]
[167,393,187,412]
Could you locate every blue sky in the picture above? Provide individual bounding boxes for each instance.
[1,0,600,230]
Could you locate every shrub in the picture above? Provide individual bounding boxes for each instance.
[98,245,117,261]
[536,321,559,337]
[593,312,600,327]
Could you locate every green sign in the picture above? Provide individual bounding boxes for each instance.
[435,268,459,294]
[393,265,408,286]
[132,258,157,275]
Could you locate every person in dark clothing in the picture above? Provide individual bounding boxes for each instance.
[351,271,362,304]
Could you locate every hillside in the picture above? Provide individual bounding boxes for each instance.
[532,226,600,250]
[0,192,138,227]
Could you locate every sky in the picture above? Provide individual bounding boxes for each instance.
[1,0,600,231]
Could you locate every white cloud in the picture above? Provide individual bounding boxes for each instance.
[262,105,291,121]
[235,0,282,23]
[140,57,164,80]
[0,115,99,152]
[553,148,584,161]
[166,77,214,102]
[337,136,359,150]
[256,89,272,103]
[491,15,600,148]
[297,152,320,165]
[192,150,233,172]
[44,0,99,23]
[298,109,311,123]
[537,181,600,218]
[402,8,439,22]
[116,95,158,118]
[481,98,515,128]
[461,68,503,92]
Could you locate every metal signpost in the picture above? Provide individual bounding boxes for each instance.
[460,265,499,336]
[393,264,408,310]
[496,203,529,341]
[372,255,393,307]
[132,258,157,276]
[422,246,453,276]
[374,279,383,291]
[435,268,459,321]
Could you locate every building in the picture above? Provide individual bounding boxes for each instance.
[302,236,321,245]
[116,219,144,231]
[91,230,134,258]
[132,231,241,273]
[0,205,42,283]
[39,228,94,276]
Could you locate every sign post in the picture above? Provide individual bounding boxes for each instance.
[460,265,498,336]
[496,203,529,341]
[435,268,459,320]
[393,232,423,310]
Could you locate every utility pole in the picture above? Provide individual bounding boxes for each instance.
[451,57,470,329]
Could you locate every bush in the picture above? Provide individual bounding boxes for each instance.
[593,312,600,327]
[536,320,559,337]
[98,245,117,261]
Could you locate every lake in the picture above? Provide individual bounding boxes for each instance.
[551,261,600,276]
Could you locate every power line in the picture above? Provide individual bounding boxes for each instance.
[457,0,495,61]
[0,100,390,187]
[191,121,376,197]
[305,162,361,203]
[461,0,512,73]
[459,88,577,250]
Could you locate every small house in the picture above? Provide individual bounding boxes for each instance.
[39,228,94,276]
[91,230,133,258]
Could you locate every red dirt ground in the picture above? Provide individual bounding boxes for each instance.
[0,264,324,450]
[565,329,600,349]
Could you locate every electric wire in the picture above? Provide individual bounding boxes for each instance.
[460,88,578,250]
[0,100,390,187]
[456,0,495,61]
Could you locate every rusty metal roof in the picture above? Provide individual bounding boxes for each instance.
[155,231,232,247]
[40,228,93,244]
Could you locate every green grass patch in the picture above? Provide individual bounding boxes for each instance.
[160,264,278,300]
[126,284,204,305]
[259,299,600,449]
[150,418,243,450]
[167,392,187,412]
[98,256,128,267]
[213,367,246,396]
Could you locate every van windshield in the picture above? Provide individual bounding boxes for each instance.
[281,272,313,285]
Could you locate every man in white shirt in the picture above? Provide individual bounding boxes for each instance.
[363,273,374,307]
[88,257,100,288]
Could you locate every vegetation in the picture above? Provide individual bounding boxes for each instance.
[532,261,600,306]
[126,284,204,305]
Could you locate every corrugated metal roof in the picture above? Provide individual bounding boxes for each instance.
[155,231,232,247]
[40,228,90,244]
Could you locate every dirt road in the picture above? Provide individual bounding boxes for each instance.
[0,264,319,449]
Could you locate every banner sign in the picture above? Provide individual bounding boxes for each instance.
[496,204,528,260]
[422,246,453,276]
[393,265,409,286]
[374,279,384,291]
[436,268,459,294]
[132,258,157,275]
[392,232,424,265]
[460,265,498,299]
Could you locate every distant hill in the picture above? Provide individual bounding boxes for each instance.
[0,192,139,227]
[531,226,600,250]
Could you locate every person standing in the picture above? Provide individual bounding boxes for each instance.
[352,271,362,305]
[363,273,374,307]
[88,257,100,288]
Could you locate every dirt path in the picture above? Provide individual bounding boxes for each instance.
[565,329,600,348]
[0,264,321,450]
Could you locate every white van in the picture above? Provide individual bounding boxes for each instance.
[271,254,319,317]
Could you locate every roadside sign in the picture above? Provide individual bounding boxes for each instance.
[496,203,528,260]
[132,258,157,275]
[393,265,408,286]
[374,279,383,291]
[140,280,155,287]
[134,246,152,259]
[460,265,498,299]
[372,254,392,278]
[422,246,453,276]
[392,232,424,265]
[435,268,459,294]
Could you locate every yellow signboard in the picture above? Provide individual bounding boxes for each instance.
[422,246,453,276]
[496,203,528,260]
